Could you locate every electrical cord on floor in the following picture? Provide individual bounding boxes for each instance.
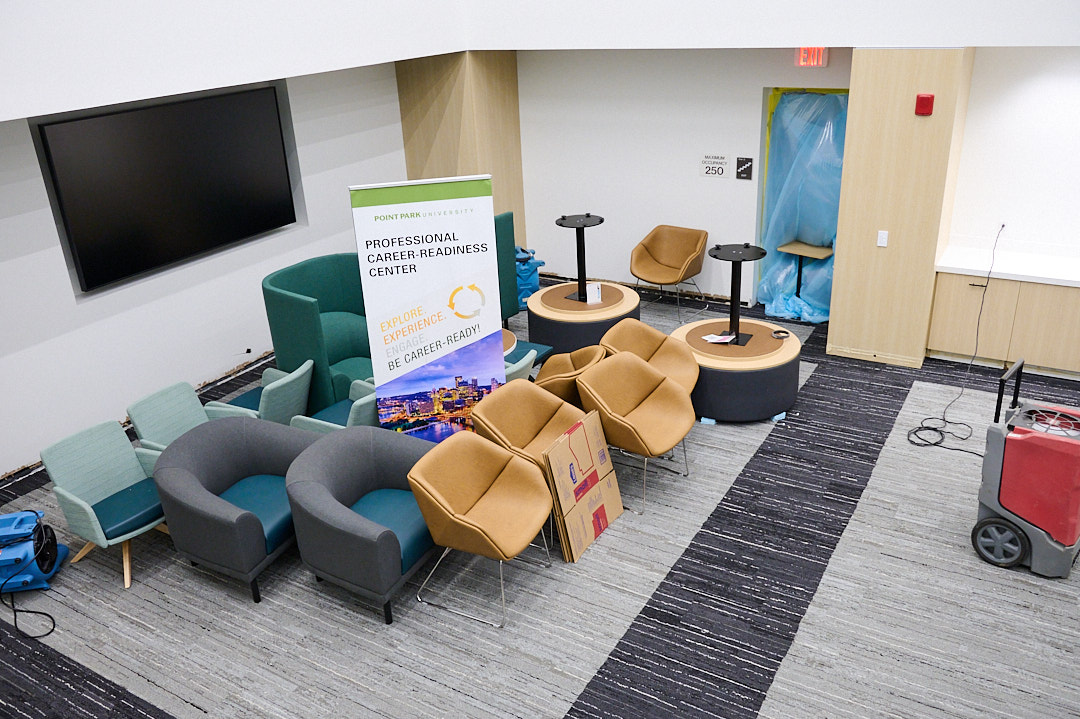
[907,223,1006,458]
[0,528,58,640]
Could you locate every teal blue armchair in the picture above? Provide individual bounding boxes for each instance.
[262,254,372,414]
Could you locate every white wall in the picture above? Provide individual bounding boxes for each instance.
[0,1,464,123]
[948,47,1080,271]
[5,2,1080,123]
[0,64,408,471]
[468,1,1080,52]
[517,49,852,299]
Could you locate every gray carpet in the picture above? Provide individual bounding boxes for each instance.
[5,294,1080,718]
[759,380,1080,719]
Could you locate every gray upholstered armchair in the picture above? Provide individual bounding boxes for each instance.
[153,417,320,602]
[286,426,438,624]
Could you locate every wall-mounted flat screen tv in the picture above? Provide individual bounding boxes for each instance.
[38,86,296,292]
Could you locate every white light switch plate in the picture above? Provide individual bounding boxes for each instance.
[877,230,888,247]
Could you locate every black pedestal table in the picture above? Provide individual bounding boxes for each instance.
[707,242,767,346]
[556,213,604,302]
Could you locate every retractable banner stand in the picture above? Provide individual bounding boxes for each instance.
[349,175,506,443]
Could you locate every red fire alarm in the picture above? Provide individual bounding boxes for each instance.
[915,94,935,116]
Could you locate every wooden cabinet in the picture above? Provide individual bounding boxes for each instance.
[927,272,1080,373]
[1010,283,1080,373]
[927,273,1020,359]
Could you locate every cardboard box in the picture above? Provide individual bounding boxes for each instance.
[544,411,614,517]
[560,471,624,562]
[542,410,622,562]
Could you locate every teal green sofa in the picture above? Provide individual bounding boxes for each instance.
[262,254,372,415]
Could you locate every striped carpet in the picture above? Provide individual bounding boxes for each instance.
[2,298,1080,718]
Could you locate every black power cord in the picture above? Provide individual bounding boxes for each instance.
[907,223,1007,457]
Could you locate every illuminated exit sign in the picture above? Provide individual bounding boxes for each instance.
[797,47,829,67]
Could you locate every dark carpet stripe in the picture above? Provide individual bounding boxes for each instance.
[0,619,176,719]
[567,326,920,718]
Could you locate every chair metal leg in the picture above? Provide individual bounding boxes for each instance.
[678,277,710,320]
[652,439,691,477]
[517,526,553,569]
[635,279,667,307]
[249,578,261,603]
[383,601,393,625]
[642,456,648,514]
[617,442,689,515]
[417,547,508,628]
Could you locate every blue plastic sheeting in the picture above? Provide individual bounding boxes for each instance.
[757,92,848,323]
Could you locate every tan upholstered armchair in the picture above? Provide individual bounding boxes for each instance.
[534,345,606,408]
[600,318,700,393]
[407,431,553,627]
[629,224,709,320]
[575,352,695,513]
[472,379,586,473]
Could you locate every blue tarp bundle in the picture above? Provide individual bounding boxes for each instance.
[515,246,544,309]
[757,92,848,323]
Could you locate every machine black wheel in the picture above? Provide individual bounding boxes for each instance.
[971,517,1030,568]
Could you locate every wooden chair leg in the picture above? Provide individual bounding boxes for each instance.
[122,540,132,589]
[70,540,96,564]
[154,523,170,535]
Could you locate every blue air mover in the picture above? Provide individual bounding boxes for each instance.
[0,510,68,593]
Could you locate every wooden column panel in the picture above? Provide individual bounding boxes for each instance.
[396,51,527,246]
[827,48,974,368]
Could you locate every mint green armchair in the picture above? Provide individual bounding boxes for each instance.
[40,421,166,588]
[127,382,253,453]
[290,378,378,434]
[262,253,372,415]
[206,360,313,426]
[504,348,537,382]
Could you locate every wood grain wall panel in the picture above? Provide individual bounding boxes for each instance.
[827,48,974,368]
[396,51,527,245]
[396,52,469,181]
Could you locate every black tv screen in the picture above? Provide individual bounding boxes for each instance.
[39,86,296,291]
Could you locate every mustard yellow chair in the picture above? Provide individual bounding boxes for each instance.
[600,318,700,393]
[575,352,695,513]
[407,431,553,627]
[534,345,606,408]
[629,224,709,320]
[472,379,586,474]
